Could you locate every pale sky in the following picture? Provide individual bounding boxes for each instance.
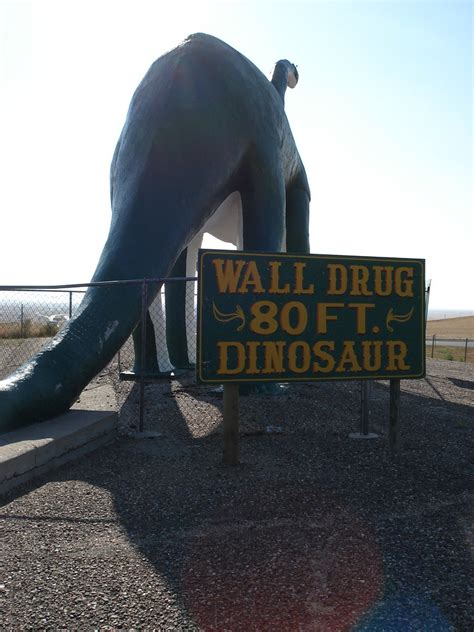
[0,0,472,309]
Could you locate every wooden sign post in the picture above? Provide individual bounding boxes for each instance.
[197,250,425,461]
[389,378,401,458]
[223,383,240,464]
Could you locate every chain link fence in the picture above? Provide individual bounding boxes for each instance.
[425,335,473,363]
[6,280,438,440]
[0,289,85,379]
[0,281,230,437]
[110,279,226,437]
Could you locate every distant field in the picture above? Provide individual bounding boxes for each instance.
[426,315,474,338]
[0,321,59,339]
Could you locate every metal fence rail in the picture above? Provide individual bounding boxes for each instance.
[0,288,86,378]
[425,335,473,362]
[0,279,201,433]
[1,281,472,435]
[1,281,471,379]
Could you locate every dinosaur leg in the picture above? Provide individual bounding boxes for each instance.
[240,167,287,395]
[132,311,160,375]
[241,167,286,252]
[165,248,194,369]
[286,186,310,254]
[131,248,194,376]
[240,184,309,394]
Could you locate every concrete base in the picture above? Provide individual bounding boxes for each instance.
[0,385,117,496]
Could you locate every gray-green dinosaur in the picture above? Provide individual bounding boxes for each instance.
[0,33,310,433]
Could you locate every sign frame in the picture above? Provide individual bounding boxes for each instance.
[197,250,425,384]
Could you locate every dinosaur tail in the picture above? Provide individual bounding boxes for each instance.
[0,220,178,434]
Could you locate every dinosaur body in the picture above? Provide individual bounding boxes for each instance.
[0,33,310,432]
[135,58,306,374]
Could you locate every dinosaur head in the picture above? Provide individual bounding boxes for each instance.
[286,62,299,89]
[273,59,299,88]
[271,60,299,104]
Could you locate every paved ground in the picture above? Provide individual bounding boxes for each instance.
[1,359,472,631]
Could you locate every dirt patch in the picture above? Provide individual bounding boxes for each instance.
[426,315,474,338]
[112,358,474,441]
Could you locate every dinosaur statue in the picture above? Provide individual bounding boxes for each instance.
[134,59,306,375]
[0,34,310,433]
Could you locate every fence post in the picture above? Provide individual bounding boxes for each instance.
[464,338,468,363]
[20,303,24,338]
[431,334,435,358]
[68,291,73,319]
[138,280,148,433]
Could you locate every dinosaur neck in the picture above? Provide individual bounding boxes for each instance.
[271,64,289,105]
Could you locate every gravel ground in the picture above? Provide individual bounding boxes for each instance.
[1,358,472,631]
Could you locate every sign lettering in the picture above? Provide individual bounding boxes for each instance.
[197,251,425,383]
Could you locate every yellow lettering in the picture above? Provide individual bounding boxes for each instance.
[293,263,314,294]
[250,301,279,335]
[373,266,394,296]
[312,341,336,373]
[288,341,311,373]
[349,265,373,296]
[217,342,245,375]
[386,340,411,370]
[238,261,265,293]
[262,341,285,373]
[268,261,290,294]
[212,259,245,293]
[280,302,308,335]
[362,341,383,371]
[316,302,344,334]
[394,267,414,297]
[348,303,376,334]
[327,264,347,295]
[336,341,363,372]
[245,342,260,374]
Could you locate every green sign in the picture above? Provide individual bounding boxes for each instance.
[197,250,425,383]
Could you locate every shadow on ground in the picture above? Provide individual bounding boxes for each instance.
[0,366,472,630]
